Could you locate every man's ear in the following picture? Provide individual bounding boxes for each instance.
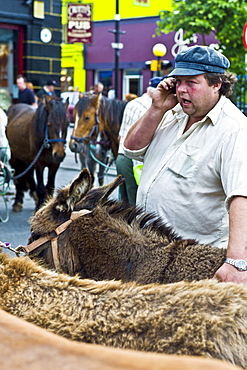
[213,79,222,92]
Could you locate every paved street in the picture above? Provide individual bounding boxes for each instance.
[0,126,119,255]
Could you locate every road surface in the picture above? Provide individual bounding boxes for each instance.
[0,126,119,255]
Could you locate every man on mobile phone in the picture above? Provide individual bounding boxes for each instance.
[124,45,247,286]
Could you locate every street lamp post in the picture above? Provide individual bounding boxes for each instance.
[152,43,167,76]
[109,0,125,99]
[114,0,120,99]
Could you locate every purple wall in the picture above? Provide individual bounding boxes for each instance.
[84,16,218,97]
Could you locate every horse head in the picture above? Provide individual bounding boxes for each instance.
[42,96,69,163]
[69,94,101,153]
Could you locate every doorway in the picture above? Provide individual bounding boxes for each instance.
[123,70,143,98]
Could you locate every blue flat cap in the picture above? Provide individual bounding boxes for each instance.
[169,46,230,76]
[149,76,165,88]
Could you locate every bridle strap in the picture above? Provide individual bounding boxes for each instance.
[70,123,99,144]
[19,209,92,257]
[24,235,51,253]
[51,238,61,271]
[44,124,66,146]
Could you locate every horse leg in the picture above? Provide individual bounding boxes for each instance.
[86,144,96,186]
[35,163,47,210]
[10,158,28,212]
[12,179,25,212]
[79,151,86,169]
[80,144,95,186]
[26,168,38,206]
[97,164,105,186]
[45,163,60,196]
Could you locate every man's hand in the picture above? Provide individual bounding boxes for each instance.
[213,263,247,286]
[152,77,178,112]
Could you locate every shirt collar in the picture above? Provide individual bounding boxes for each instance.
[206,95,226,125]
[172,96,227,126]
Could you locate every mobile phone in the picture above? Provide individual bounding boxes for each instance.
[171,82,176,94]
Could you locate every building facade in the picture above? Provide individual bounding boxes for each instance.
[0,0,62,107]
[61,0,217,100]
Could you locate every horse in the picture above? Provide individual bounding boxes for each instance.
[26,169,226,284]
[69,94,126,185]
[6,96,69,211]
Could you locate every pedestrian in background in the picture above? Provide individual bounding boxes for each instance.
[93,82,104,95]
[107,86,115,99]
[116,77,163,205]
[36,80,57,99]
[16,75,37,107]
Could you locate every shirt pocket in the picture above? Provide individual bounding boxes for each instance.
[167,144,201,178]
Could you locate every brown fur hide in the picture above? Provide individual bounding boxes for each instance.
[0,250,247,368]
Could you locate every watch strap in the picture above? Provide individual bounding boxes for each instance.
[224,258,247,271]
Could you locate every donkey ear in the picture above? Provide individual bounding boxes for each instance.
[68,168,92,204]
[55,169,92,212]
[96,174,124,204]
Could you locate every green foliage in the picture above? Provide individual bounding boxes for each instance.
[156,0,247,75]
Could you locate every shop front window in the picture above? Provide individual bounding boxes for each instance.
[60,67,74,92]
[0,26,20,110]
[98,70,113,95]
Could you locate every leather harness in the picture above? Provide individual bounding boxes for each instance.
[17,209,92,271]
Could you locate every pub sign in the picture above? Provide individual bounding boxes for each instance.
[67,3,93,44]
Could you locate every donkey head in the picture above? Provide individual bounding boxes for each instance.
[29,168,124,237]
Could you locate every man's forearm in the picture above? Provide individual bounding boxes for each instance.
[227,196,247,260]
[214,196,247,285]
[124,106,165,150]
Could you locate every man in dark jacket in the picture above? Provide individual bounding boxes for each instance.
[36,80,57,99]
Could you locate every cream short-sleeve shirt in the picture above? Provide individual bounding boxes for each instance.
[124,96,247,247]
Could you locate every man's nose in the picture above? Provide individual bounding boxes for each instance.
[177,81,187,92]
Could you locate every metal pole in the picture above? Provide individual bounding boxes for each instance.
[114,0,120,99]
[157,56,161,77]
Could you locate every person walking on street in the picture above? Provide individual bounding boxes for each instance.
[116,77,163,205]
[16,75,37,107]
[124,45,247,286]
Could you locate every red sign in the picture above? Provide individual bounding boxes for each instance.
[243,22,247,50]
[67,3,93,44]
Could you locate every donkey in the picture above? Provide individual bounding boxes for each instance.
[27,169,227,283]
[0,250,247,369]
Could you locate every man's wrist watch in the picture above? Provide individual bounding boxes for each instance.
[224,258,247,271]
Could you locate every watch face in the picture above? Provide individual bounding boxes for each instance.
[237,260,247,270]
